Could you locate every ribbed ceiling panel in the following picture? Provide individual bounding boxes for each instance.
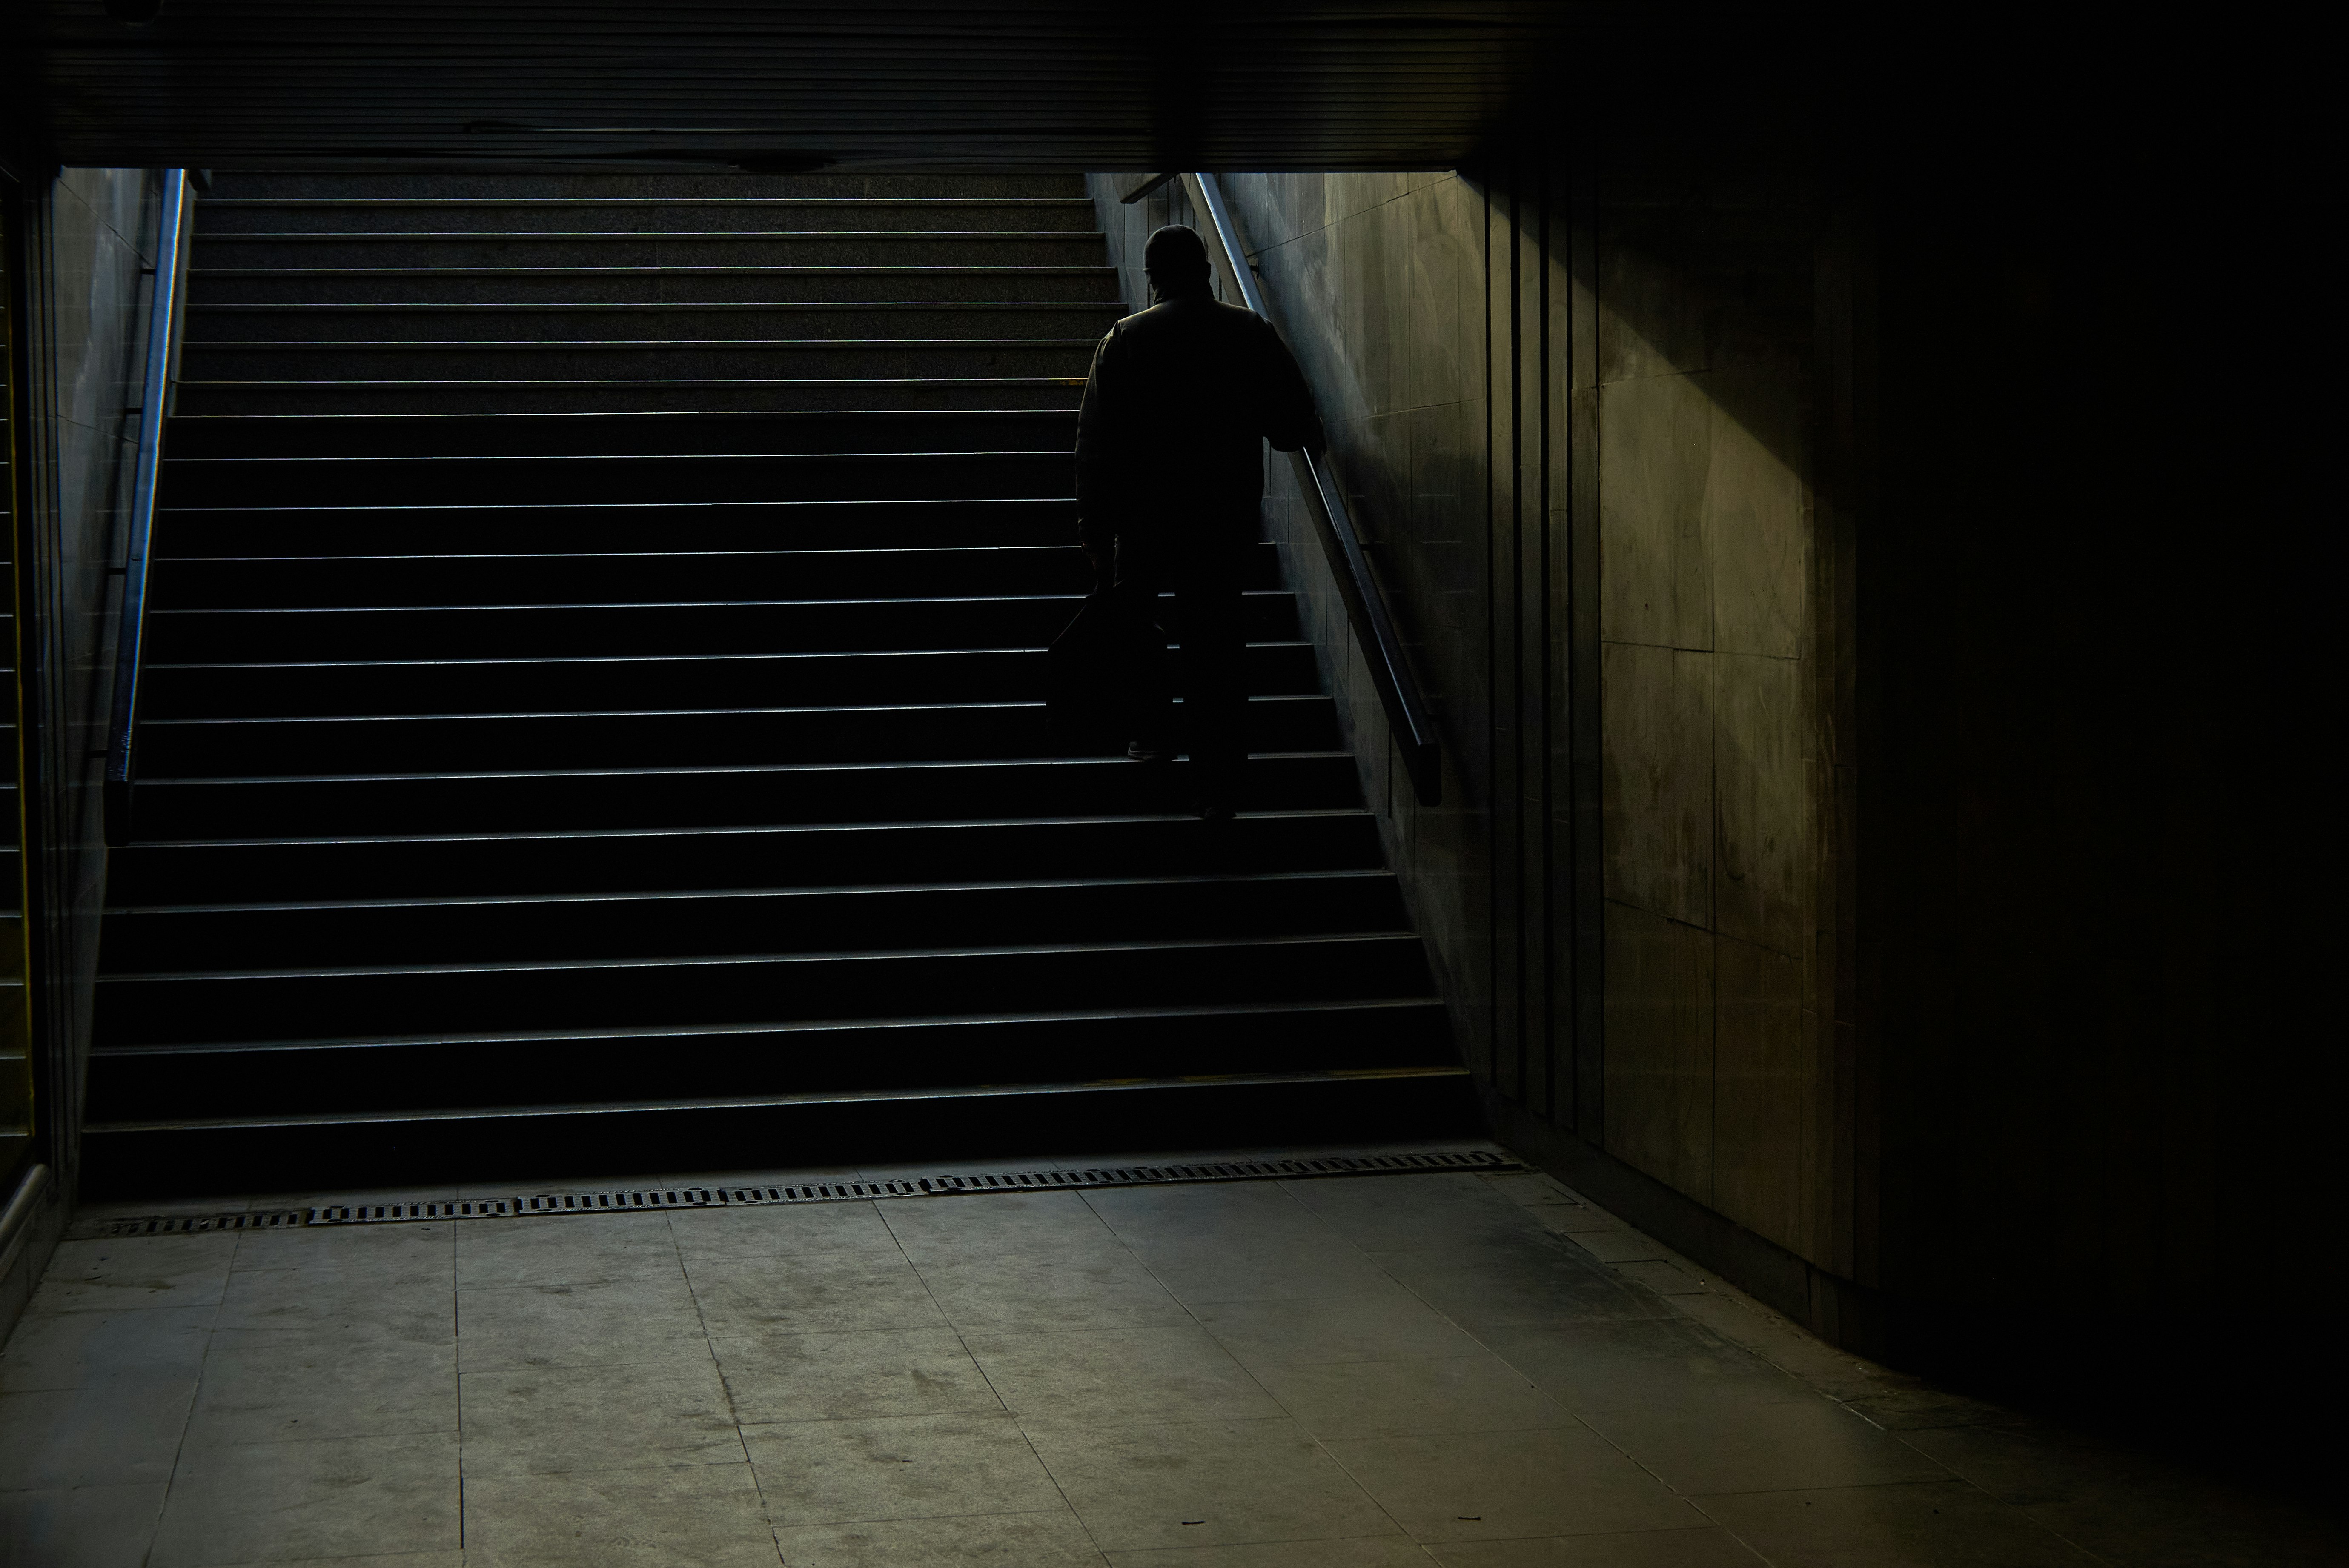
[11,1,1670,170]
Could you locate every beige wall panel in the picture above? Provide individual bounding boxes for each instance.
[1712,933,1811,1255]
[1400,179,1482,410]
[1599,372,1712,650]
[1596,223,1712,384]
[1602,642,1712,928]
[1713,651,1809,957]
[1604,902,1715,1200]
[1702,364,1807,660]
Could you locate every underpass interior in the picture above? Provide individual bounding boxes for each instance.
[0,7,2331,1565]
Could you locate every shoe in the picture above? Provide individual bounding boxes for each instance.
[1126,740,1170,763]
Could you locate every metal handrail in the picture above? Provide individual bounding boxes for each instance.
[1181,173,1443,804]
[104,169,192,847]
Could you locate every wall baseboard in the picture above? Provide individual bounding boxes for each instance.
[1478,1091,1887,1359]
[0,1163,63,1343]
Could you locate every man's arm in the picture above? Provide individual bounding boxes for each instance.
[1073,326,1124,583]
[1256,320,1326,454]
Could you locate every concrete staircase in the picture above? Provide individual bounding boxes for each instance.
[79,172,1470,1195]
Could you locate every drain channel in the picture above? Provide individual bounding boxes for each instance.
[83,1148,1524,1238]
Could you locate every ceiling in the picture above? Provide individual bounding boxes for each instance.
[6,1,1701,172]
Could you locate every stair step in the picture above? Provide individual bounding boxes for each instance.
[206,173,1091,201]
[150,542,1275,607]
[182,339,1100,381]
[143,593,1298,661]
[175,378,1090,416]
[154,498,1082,555]
[88,1003,1450,1119]
[101,869,1409,970]
[160,449,1074,508]
[163,409,1079,459]
[140,643,1324,717]
[94,931,1437,1047]
[190,266,1123,306]
[186,303,1127,344]
[197,199,1103,236]
[104,810,1389,902]
[132,694,1341,775]
[195,234,1111,269]
[121,755,1369,839]
[75,1069,1481,1199]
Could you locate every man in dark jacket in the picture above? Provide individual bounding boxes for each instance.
[1074,224,1325,820]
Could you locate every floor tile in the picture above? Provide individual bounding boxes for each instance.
[1610,1261,1706,1295]
[0,1382,195,1488]
[456,1272,713,1371]
[1080,1180,1335,1250]
[214,1268,454,1340]
[1028,1413,1396,1552]
[712,1326,1003,1423]
[1478,1172,1583,1208]
[1322,1426,1705,1543]
[1192,1288,1487,1370]
[904,1244,1192,1331]
[1373,1239,1676,1333]
[455,1213,683,1288]
[1143,1239,1401,1306]
[0,1482,166,1568]
[1282,1174,1552,1253]
[966,1324,1283,1425]
[1107,1537,1435,1567]
[0,1304,216,1392]
[229,1220,455,1282]
[745,1409,1063,1526]
[459,1356,745,1476]
[1428,1527,1764,1565]
[461,1460,782,1566]
[1524,1205,1630,1237]
[1696,1479,2100,1566]
[879,1190,1123,1258]
[186,1327,457,1445]
[28,1236,238,1314]
[1836,1386,2017,1432]
[1561,1231,1670,1266]
[1898,1421,2349,1567]
[1085,1185,1396,1304]
[1254,1353,1574,1439]
[687,1250,948,1336]
[148,1430,460,1568]
[1578,1398,1949,1495]
[199,1557,462,1568]
[1479,1319,1816,1415]
[773,1508,1107,1567]
[667,1202,905,1265]
[1660,1293,1891,1400]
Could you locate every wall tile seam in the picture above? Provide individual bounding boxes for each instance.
[1601,898,1717,940]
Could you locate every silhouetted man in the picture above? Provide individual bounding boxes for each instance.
[1074,224,1324,820]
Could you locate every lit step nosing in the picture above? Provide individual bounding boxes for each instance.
[120,805,1373,852]
[106,867,1400,919]
[98,928,1429,986]
[89,996,1447,1059]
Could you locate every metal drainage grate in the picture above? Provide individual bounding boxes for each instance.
[84,1149,1523,1237]
[89,1209,308,1238]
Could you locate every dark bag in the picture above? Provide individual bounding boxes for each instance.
[1045,593,1155,744]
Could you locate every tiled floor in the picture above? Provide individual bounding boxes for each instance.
[2,1146,2340,1566]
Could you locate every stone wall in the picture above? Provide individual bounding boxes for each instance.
[1087,166,1859,1328]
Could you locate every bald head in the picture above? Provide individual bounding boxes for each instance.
[1144,224,1212,299]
